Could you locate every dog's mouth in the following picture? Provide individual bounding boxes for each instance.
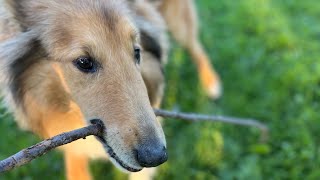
[95,135,142,172]
[90,119,142,172]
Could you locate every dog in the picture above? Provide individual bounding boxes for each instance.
[0,0,221,179]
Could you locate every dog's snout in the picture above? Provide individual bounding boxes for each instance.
[136,143,167,167]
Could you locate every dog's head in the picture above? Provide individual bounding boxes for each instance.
[1,0,167,172]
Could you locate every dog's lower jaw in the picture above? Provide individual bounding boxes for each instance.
[104,143,143,172]
[108,155,142,173]
[90,119,143,172]
[94,134,143,172]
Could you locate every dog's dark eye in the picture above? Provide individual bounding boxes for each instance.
[73,57,97,73]
[134,48,141,65]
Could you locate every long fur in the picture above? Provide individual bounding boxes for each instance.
[1,1,169,178]
[0,0,167,129]
[0,30,39,129]
[0,0,221,179]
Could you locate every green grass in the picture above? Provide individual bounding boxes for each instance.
[1,0,320,179]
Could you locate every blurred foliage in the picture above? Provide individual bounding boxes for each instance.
[1,0,320,179]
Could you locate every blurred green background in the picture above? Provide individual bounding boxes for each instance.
[1,0,320,179]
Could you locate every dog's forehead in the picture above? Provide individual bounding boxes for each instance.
[71,15,137,60]
[49,1,138,61]
[72,4,137,45]
[65,1,136,38]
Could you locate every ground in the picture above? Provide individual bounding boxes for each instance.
[1,0,320,179]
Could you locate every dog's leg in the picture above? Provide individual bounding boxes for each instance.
[32,99,95,180]
[64,151,92,180]
[159,0,222,99]
[141,53,165,109]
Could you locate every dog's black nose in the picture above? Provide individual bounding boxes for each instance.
[136,143,168,167]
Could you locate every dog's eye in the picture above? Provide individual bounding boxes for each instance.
[134,48,141,65]
[73,57,97,73]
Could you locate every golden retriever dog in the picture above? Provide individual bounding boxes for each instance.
[0,0,221,179]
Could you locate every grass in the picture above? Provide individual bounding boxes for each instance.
[1,0,320,179]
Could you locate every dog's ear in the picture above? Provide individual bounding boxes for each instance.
[0,30,47,103]
[5,0,29,30]
[0,31,45,83]
[4,0,47,31]
[0,31,36,66]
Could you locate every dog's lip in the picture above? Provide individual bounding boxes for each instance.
[90,119,142,172]
[95,135,142,172]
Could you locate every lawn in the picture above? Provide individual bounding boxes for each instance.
[1,0,320,179]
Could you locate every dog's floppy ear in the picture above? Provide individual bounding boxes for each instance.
[0,31,47,103]
[0,31,46,96]
[0,31,37,68]
[4,0,47,31]
[5,0,29,30]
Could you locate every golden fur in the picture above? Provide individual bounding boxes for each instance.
[0,0,221,179]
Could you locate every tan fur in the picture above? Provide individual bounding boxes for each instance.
[65,151,92,180]
[159,0,222,98]
[1,0,167,179]
[141,53,165,108]
[0,0,221,180]
[0,1,19,41]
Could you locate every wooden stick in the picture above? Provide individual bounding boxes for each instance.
[154,109,268,142]
[0,109,268,173]
[0,119,104,173]
[154,109,268,133]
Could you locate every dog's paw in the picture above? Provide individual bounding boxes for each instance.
[199,65,222,100]
[205,78,222,100]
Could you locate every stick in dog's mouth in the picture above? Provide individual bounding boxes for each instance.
[89,119,142,172]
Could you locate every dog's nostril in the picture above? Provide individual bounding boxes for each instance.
[136,145,168,167]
